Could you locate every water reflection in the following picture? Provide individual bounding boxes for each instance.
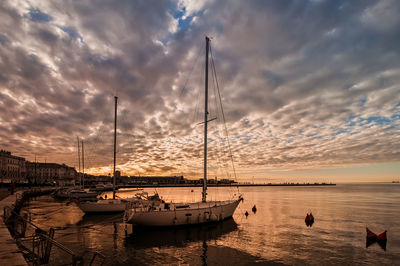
[125,218,238,249]
[366,238,387,251]
[21,184,400,265]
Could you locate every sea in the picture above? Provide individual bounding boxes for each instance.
[22,183,400,265]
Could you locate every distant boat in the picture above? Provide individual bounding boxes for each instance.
[124,36,243,226]
[89,183,114,192]
[54,138,99,200]
[53,187,98,200]
[78,191,160,213]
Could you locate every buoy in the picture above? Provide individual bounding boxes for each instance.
[366,228,387,251]
[377,230,387,241]
[245,211,249,217]
[366,227,377,239]
[252,205,257,213]
[305,213,314,227]
[366,228,387,241]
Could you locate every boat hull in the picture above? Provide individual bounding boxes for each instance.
[77,199,126,213]
[125,199,241,227]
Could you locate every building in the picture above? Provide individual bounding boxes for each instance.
[0,150,26,183]
[26,162,77,185]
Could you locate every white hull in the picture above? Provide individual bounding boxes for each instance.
[78,199,126,213]
[78,194,159,214]
[125,199,241,226]
[53,188,98,200]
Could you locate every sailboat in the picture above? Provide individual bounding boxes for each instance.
[53,138,98,200]
[124,36,243,226]
[77,96,155,213]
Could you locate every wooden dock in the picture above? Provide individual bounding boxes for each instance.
[0,191,27,266]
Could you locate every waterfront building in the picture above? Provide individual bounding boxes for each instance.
[26,162,77,185]
[0,150,26,183]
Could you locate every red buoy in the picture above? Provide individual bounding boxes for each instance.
[366,227,377,239]
[377,230,387,241]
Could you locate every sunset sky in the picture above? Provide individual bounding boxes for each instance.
[1,0,399,183]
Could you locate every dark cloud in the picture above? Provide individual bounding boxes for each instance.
[0,0,399,180]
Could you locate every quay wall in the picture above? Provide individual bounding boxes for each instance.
[0,188,55,265]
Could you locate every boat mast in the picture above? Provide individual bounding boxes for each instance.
[81,140,84,189]
[77,137,81,185]
[203,36,210,203]
[113,96,118,200]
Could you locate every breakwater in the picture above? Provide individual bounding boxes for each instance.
[118,183,336,188]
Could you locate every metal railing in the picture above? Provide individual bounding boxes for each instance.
[4,195,106,265]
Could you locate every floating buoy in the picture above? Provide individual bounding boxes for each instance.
[377,230,387,241]
[252,205,257,213]
[305,213,314,227]
[366,227,377,239]
[366,228,387,241]
[366,228,387,251]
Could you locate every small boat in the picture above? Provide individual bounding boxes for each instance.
[89,183,114,192]
[53,187,98,200]
[78,192,159,213]
[252,205,257,213]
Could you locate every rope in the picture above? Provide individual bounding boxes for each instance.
[209,45,238,182]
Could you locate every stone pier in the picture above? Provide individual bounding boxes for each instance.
[0,191,27,266]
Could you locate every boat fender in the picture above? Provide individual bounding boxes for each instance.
[210,214,218,221]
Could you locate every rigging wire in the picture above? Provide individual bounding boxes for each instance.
[209,45,238,182]
[179,45,203,98]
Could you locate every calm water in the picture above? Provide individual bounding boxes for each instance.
[23,184,400,265]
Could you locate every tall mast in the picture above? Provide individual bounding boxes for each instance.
[81,140,84,189]
[113,96,118,200]
[203,36,210,202]
[77,137,80,185]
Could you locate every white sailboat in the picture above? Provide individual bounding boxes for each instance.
[54,138,98,200]
[77,97,156,213]
[124,36,243,226]
[77,96,127,213]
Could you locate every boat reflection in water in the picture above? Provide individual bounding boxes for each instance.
[125,218,238,249]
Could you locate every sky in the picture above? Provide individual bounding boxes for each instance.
[1,0,400,183]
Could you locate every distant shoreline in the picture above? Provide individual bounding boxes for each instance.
[118,183,336,188]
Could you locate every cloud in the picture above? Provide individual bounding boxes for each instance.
[0,0,399,181]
